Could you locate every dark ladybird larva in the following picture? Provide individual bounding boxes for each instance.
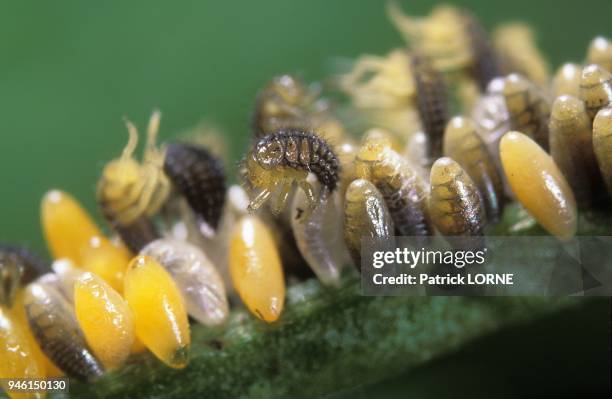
[0,245,49,307]
[244,129,339,214]
[24,281,104,381]
[593,106,612,197]
[549,95,602,206]
[355,130,432,241]
[443,116,505,223]
[163,142,226,231]
[344,179,394,269]
[411,53,450,163]
[429,157,486,243]
[580,64,612,120]
[493,73,550,151]
[462,11,501,91]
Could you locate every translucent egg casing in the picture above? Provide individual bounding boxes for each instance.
[551,63,582,98]
[229,216,285,323]
[593,107,612,197]
[587,36,612,73]
[41,190,102,263]
[355,131,432,242]
[124,255,190,369]
[443,116,505,223]
[291,178,347,287]
[580,64,612,120]
[163,142,226,231]
[344,179,394,269]
[500,131,577,241]
[24,282,104,381]
[0,307,46,399]
[74,273,134,370]
[141,238,229,326]
[429,157,486,242]
[549,95,603,206]
[0,245,49,307]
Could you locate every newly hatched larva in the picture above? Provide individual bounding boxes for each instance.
[386,2,472,75]
[41,190,103,264]
[97,111,169,252]
[344,179,394,269]
[549,95,602,206]
[443,116,505,222]
[243,129,339,215]
[252,74,314,137]
[124,255,190,369]
[163,142,226,233]
[0,306,46,399]
[411,53,450,162]
[493,23,549,87]
[461,10,501,91]
[579,64,612,120]
[551,63,582,99]
[587,36,612,73]
[429,157,486,242]
[593,107,612,197]
[355,130,432,241]
[74,273,134,370]
[291,177,346,287]
[229,215,285,322]
[24,282,104,381]
[0,245,49,307]
[141,238,229,326]
[500,132,577,241]
[491,74,550,150]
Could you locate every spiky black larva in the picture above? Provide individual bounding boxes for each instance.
[164,142,227,229]
[411,53,450,163]
[0,244,50,306]
[107,216,160,254]
[255,129,340,192]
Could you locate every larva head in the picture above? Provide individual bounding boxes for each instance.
[254,137,284,169]
[551,63,582,98]
[244,151,276,189]
[580,64,612,119]
[443,116,477,152]
[587,36,612,73]
[358,129,393,162]
[550,95,589,130]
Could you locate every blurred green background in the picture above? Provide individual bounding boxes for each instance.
[0,1,610,398]
[1,0,611,253]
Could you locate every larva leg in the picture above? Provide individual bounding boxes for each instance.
[271,179,293,215]
[298,180,318,219]
[248,189,273,213]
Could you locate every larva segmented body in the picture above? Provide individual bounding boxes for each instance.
[355,130,433,242]
[443,116,505,223]
[549,95,603,206]
[462,11,501,91]
[0,245,49,306]
[24,282,104,381]
[492,73,551,151]
[164,142,227,231]
[411,53,449,163]
[580,64,612,120]
[429,157,486,246]
[552,63,582,99]
[245,129,339,214]
[344,179,394,269]
[587,36,612,73]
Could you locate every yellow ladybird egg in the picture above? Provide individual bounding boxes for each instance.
[41,190,103,264]
[229,215,285,323]
[500,131,577,240]
[74,273,135,370]
[0,306,46,399]
[123,256,190,369]
[80,236,131,294]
